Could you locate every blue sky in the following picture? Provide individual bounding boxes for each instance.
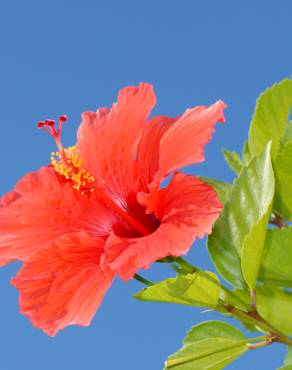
[0,1,291,369]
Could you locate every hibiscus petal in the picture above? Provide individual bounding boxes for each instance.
[77,83,156,207]
[137,115,177,191]
[12,232,113,336]
[153,100,226,186]
[103,173,222,280]
[0,167,116,266]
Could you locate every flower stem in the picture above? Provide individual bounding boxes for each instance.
[222,303,292,346]
[270,212,287,228]
[173,256,198,273]
[133,274,153,286]
[250,289,257,310]
[155,255,292,347]
[171,264,184,274]
[247,338,274,350]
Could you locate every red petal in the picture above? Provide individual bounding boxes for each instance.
[0,167,117,266]
[77,83,156,205]
[153,100,226,186]
[12,232,114,336]
[0,190,21,206]
[103,173,222,280]
[137,115,177,191]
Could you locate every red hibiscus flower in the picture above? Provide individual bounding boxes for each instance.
[0,83,226,336]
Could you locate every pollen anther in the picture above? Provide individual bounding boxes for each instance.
[37,114,95,194]
[51,146,95,194]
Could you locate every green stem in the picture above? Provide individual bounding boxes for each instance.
[171,264,184,274]
[270,211,287,228]
[156,255,292,347]
[247,338,274,350]
[273,334,292,346]
[133,274,153,286]
[247,335,272,343]
[222,304,273,333]
[173,256,198,273]
[250,289,257,309]
[157,257,175,263]
[222,303,292,346]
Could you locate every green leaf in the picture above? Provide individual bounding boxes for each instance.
[222,149,243,174]
[248,79,292,159]
[259,227,292,288]
[134,271,220,308]
[223,289,251,311]
[281,121,292,146]
[208,143,274,289]
[184,321,245,344]
[199,176,231,204]
[257,286,292,336]
[278,347,292,370]
[285,347,292,365]
[164,321,248,370]
[273,142,292,220]
[242,141,251,164]
[241,208,272,289]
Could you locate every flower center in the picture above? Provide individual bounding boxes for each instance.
[37,116,95,195]
[37,115,152,236]
[51,146,95,194]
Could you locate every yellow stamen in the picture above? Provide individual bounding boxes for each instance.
[51,146,95,194]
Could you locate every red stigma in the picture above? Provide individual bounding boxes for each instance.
[59,115,67,123]
[46,120,55,127]
[37,114,68,152]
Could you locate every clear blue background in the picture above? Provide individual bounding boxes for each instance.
[0,1,291,369]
